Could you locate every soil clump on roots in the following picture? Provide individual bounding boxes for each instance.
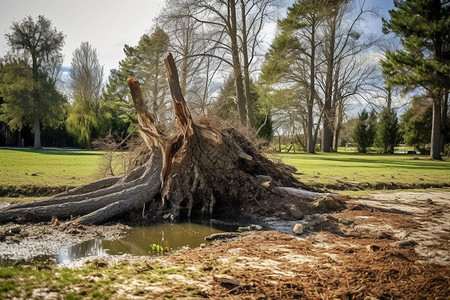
[0,54,344,226]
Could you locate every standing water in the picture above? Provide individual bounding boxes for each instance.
[56,222,227,264]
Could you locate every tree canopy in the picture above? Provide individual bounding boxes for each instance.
[381,0,450,159]
[2,15,66,148]
[0,2,447,153]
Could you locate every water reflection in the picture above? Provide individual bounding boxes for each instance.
[58,239,106,264]
[56,222,226,264]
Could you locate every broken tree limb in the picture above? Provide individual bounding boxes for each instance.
[127,78,166,151]
[164,53,194,135]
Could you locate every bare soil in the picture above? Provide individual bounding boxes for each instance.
[0,190,449,299]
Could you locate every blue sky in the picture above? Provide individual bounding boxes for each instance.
[0,0,395,79]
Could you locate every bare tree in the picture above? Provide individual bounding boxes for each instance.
[69,42,104,110]
[363,40,409,114]
[165,0,278,126]
[330,50,377,150]
[317,0,379,152]
[158,1,224,115]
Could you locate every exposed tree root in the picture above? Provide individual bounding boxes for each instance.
[0,53,345,225]
[0,151,162,224]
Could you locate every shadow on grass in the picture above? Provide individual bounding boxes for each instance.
[3,148,102,156]
[280,152,450,171]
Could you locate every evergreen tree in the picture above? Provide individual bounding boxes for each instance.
[102,27,170,135]
[136,28,170,119]
[3,15,65,148]
[381,0,450,159]
[353,109,376,153]
[212,74,238,121]
[401,98,433,153]
[102,68,136,135]
[375,109,400,153]
[0,59,67,144]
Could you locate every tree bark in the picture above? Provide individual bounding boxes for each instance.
[33,107,41,149]
[307,12,317,154]
[431,94,442,160]
[229,0,248,126]
[0,53,343,225]
[321,9,337,153]
[32,56,42,149]
[240,0,253,127]
[441,92,448,153]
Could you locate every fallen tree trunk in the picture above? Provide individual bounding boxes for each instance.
[0,53,345,225]
[0,151,162,224]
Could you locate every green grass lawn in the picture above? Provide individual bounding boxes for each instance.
[0,149,103,188]
[1,148,449,201]
[270,151,450,192]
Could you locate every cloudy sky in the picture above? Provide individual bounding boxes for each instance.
[0,0,164,76]
[0,0,394,80]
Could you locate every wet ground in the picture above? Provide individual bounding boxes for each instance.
[0,221,233,264]
[0,222,131,263]
[0,190,449,299]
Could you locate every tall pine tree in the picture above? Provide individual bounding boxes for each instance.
[353,109,376,153]
[375,109,400,154]
[381,0,450,159]
[103,27,170,135]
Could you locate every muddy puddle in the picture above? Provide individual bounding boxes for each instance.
[56,223,227,264]
[0,222,231,265]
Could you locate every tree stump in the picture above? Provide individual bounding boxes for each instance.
[0,53,344,225]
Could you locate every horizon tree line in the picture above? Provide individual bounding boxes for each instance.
[0,0,448,159]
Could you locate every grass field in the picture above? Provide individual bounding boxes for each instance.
[0,149,103,188]
[270,152,450,192]
[1,148,449,200]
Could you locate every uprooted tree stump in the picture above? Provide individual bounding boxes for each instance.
[0,53,346,225]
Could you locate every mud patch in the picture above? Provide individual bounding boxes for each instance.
[0,222,129,262]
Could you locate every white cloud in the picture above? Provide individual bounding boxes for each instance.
[0,0,164,78]
[1,0,394,84]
